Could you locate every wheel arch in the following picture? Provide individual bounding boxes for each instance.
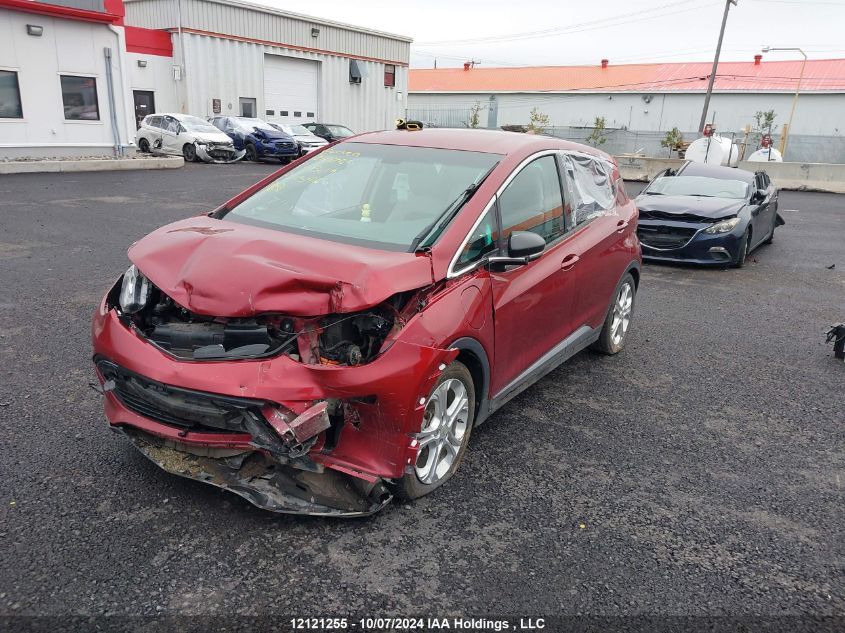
[447,337,491,426]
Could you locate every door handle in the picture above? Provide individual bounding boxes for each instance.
[561,254,580,271]
[616,219,629,232]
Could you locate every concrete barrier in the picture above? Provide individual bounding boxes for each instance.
[738,160,845,195]
[0,156,184,175]
[615,155,845,194]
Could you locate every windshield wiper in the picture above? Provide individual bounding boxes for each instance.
[411,163,498,252]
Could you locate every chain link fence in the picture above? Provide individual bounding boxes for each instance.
[405,105,845,164]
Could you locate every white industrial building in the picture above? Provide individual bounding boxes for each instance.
[408,60,845,161]
[0,0,411,158]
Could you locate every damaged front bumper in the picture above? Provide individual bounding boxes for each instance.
[196,144,246,164]
[92,293,456,517]
[122,427,392,516]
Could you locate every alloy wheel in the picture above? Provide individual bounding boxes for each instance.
[610,282,633,347]
[414,378,470,485]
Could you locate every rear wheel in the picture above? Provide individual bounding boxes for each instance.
[592,273,636,355]
[732,228,750,268]
[396,361,475,500]
[138,138,150,153]
[182,143,197,162]
[244,143,257,162]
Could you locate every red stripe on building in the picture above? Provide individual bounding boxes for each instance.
[175,27,408,67]
[0,0,122,24]
[125,26,172,57]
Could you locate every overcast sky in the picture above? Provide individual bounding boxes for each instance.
[254,0,843,68]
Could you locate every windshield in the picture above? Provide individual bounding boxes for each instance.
[646,175,749,199]
[234,118,277,133]
[279,124,312,136]
[326,125,354,138]
[181,116,222,134]
[224,143,501,251]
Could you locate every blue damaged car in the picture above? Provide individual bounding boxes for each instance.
[209,116,299,163]
[635,162,784,268]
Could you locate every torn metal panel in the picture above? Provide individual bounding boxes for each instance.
[123,428,392,517]
[195,144,246,164]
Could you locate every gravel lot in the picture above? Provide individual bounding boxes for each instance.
[0,164,842,630]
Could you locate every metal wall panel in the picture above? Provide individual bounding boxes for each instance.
[125,0,411,64]
[178,32,407,133]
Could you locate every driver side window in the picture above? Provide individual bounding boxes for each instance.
[498,155,565,244]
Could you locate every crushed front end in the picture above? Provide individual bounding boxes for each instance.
[195,142,246,164]
[91,271,454,517]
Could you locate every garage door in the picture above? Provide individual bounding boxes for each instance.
[263,54,319,124]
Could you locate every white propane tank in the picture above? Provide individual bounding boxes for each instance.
[747,148,784,162]
[686,135,740,167]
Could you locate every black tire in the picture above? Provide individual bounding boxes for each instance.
[395,361,475,500]
[138,138,150,153]
[244,143,258,162]
[592,272,636,355]
[732,228,750,268]
[182,143,197,162]
[279,156,292,164]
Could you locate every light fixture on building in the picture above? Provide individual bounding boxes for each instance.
[26,24,44,36]
[137,60,148,68]
[311,27,319,37]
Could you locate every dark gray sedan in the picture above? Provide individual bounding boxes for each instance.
[635,162,784,267]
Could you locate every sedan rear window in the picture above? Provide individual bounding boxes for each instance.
[224,143,501,251]
[646,175,749,200]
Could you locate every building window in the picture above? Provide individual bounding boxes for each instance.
[281,110,289,116]
[294,111,301,117]
[384,64,396,87]
[60,75,99,121]
[306,112,314,118]
[0,70,23,118]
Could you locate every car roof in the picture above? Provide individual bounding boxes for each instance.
[351,128,610,157]
[678,161,756,183]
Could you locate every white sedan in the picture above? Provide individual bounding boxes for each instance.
[136,113,245,163]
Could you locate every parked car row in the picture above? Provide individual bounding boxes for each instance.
[135,112,353,164]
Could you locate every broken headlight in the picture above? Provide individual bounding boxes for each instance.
[119,264,151,314]
[703,217,741,234]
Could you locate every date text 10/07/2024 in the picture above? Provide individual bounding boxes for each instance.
[290,617,547,631]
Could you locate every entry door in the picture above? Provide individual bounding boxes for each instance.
[133,90,155,129]
[491,154,577,394]
[239,98,256,118]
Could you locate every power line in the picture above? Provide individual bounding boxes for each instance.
[415,0,712,45]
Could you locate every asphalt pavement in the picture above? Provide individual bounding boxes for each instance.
[0,163,843,631]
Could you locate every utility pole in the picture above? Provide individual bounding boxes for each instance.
[699,0,738,133]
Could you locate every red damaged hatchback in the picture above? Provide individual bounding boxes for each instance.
[92,129,641,516]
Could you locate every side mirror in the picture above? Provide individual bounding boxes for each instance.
[752,189,766,203]
[488,231,545,270]
[508,231,546,259]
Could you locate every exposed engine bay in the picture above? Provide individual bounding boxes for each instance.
[114,276,410,365]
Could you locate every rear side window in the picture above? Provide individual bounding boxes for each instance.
[563,154,616,226]
[498,155,565,244]
[455,206,499,269]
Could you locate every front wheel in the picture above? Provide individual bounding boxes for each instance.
[182,143,197,162]
[279,156,292,164]
[592,273,636,355]
[244,144,258,162]
[396,361,475,500]
[732,228,750,268]
[138,138,150,153]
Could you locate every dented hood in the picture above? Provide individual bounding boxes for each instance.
[635,194,746,220]
[128,216,434,317]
